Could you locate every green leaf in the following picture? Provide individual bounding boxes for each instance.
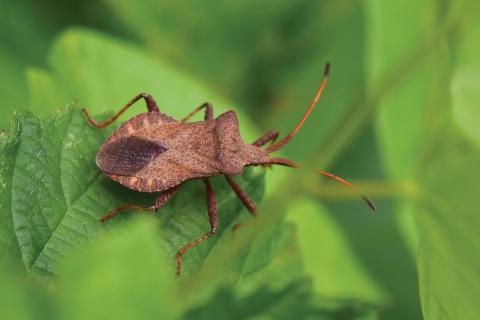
[416,133,480,320]
[101,0,373,164]
[0,121,23,266]
[0,49,29,129]
[287,199,388,304]
[269,1,369,163]
[451,11,480,146]
[365,0,438,180]
[0,104,269,280]
[0,263,53,320]
[0,216,379,319]
[0,23,385,319]
[184,278,378,320]
[328,131,423,320]
[451,63,480,145]
[101,0,304,107]
[58,218,177,319]
[27,27,259,141]
[366,0,480,318]
[0,29,303,288]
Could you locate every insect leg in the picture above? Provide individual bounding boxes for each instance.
[83,93,159,129]
[225,175,256,215]
[225,175,257,233]
[180,102,214,122]
[100,204,155,222]
[152,184,182,209]
[100,184,181,222]
[176,178,218,275]
[251,130,280,147]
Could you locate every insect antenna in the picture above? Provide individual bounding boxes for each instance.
[266,62,330,154]
[266,157,376,212]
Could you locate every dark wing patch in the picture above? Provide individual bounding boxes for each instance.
[96,136,167,175]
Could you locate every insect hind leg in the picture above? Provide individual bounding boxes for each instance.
[100,184,181,222]
[83,93,159,129]
[176,178,218,275]
[100,204,155,222]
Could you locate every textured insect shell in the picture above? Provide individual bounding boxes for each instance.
[96,110,270,193]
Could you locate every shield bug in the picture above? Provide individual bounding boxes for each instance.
[83,63,375,275]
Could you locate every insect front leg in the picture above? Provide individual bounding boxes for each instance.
[176,178,218,275]
[100,184,181,222]
[83,93,160,129]
[180,102,214,122]
[251,130,280,147]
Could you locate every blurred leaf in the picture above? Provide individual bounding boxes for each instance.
[315,127,422,320]
[0,48,29,129]
[270,1,368,163]
[26,68,68,116]
[0,1,62,129]
[184,278,378,320]
[102,0,303,102]
[0,216,379,320]
[414,5,480,319]
[366,0,480,318]
[451,64,480,145]
[451,10,480,146]
[416,133,480,320]
[287,199,388,304]
[59,218,177,319]
[365,0,438,180]
[0,263,53,320]
[101,0,375,165]
[33,28,258,141]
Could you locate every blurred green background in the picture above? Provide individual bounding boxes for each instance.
[1,0,479,319]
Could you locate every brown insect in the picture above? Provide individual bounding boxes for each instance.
[82,63,375,275]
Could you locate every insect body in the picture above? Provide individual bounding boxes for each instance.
[82,63,375,275]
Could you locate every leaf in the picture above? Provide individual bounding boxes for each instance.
[451,63,480,145]
[365,0,439,180]
[0,49,29,129]
[0,121,23,266]
[366,0,480,318]
[26,27,259,141]
[101,0,374,164]
[450,11,480,146]
[0,102,268,280]
[184,278,378,320]
[287,199,388,304]
[0,0,65,128]
[414,6,480,319]
[58,218,178,320]
[0,26,383,320]
[0,28,265,276]
[0,29,301,286]
[101,0,304,107]
[416,133,480,320]
[0,263,53,320]
[0,216,378,320]
[269,1,369,163]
